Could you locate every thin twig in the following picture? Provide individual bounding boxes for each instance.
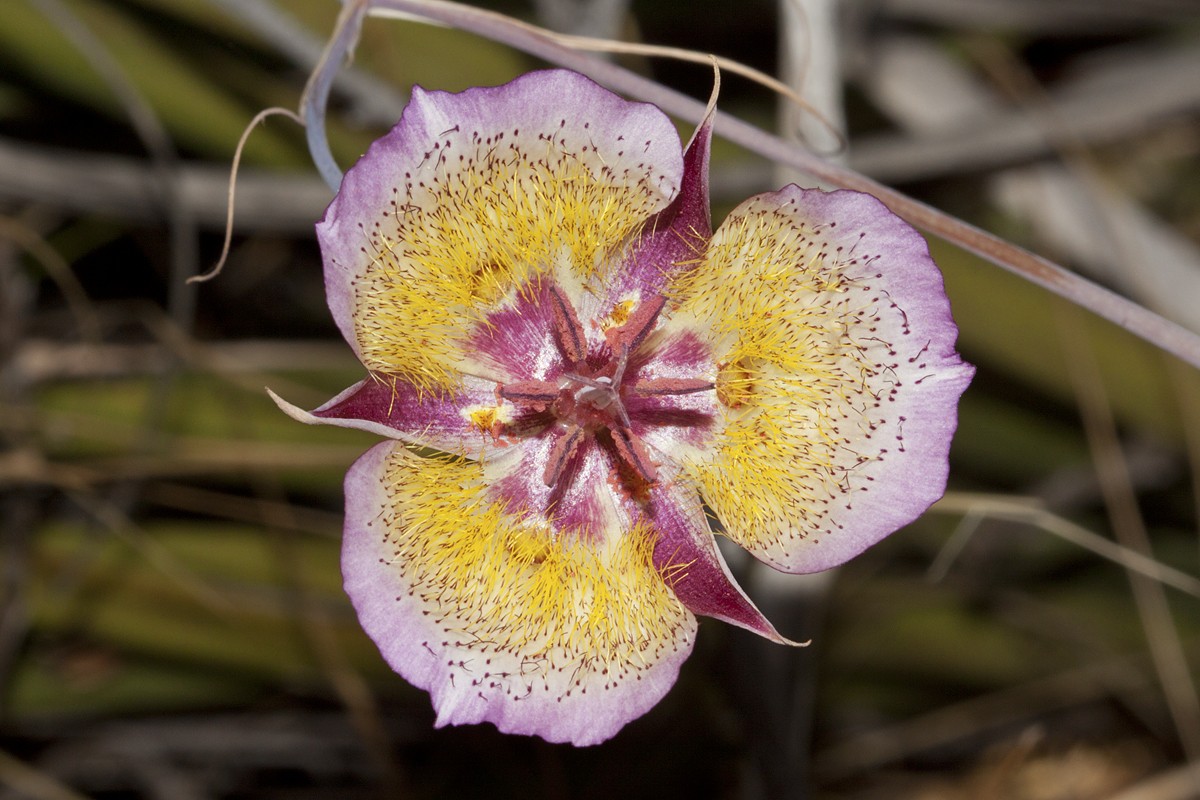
[188,107,303,284]
[10,339,350,384]
[813,650,1161,781]
[64,489,235,613]
[141,482,340,539]
[879,0,1195,32]
[931,492,1200,600]
[1060,305,1200,772]
[0,136,328,231]
[532,0,629,39]
[0,215,100,343]
[351,0,1200,369]
[28,0,199,331]
[0,749,91,800]
[257,485,405,791]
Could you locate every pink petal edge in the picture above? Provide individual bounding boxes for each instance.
[342,441,698,746]
[318,69,686,360]
[723,187,974,574]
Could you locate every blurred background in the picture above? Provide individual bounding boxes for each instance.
[2,0,1200,798]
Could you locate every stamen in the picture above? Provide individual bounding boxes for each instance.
[610,345,630,386]
[548,283,587,365]
[611,426,658,484]
[500,380,560,409]
[630,377,715,396]
[543,424,585,487]
[607,294,666,353]
[611,394,632,429]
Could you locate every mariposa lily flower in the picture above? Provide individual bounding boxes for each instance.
[272,69,973,745]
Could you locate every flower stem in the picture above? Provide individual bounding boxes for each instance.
[302,0,370,191]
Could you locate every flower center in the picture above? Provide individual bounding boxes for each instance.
[499,283,714,491]
[560,347,632,430]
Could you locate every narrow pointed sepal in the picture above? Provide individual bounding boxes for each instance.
[605,102,715,302]
[647,481,803,646]
[654,104,715,245]
[267,373,500,453]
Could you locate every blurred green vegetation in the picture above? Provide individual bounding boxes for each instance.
[1,0,1199,798]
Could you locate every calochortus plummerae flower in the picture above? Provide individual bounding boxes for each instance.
[273,69,973,745]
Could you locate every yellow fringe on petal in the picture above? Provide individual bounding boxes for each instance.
[353,132,666,396]
[381,448,691,683]
[670,200,898,561]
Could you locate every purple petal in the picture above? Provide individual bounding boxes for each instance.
[342,441,696,745]
[465,278,569,383]
[676,187,974,573]
[318,70,683,391]
[485,429,618,538]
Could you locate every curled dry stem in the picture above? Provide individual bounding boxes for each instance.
[188,107,303,284]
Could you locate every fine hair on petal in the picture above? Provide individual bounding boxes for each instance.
[382,448,691,689]
[353,119,670,397]
[670,196,900,562]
